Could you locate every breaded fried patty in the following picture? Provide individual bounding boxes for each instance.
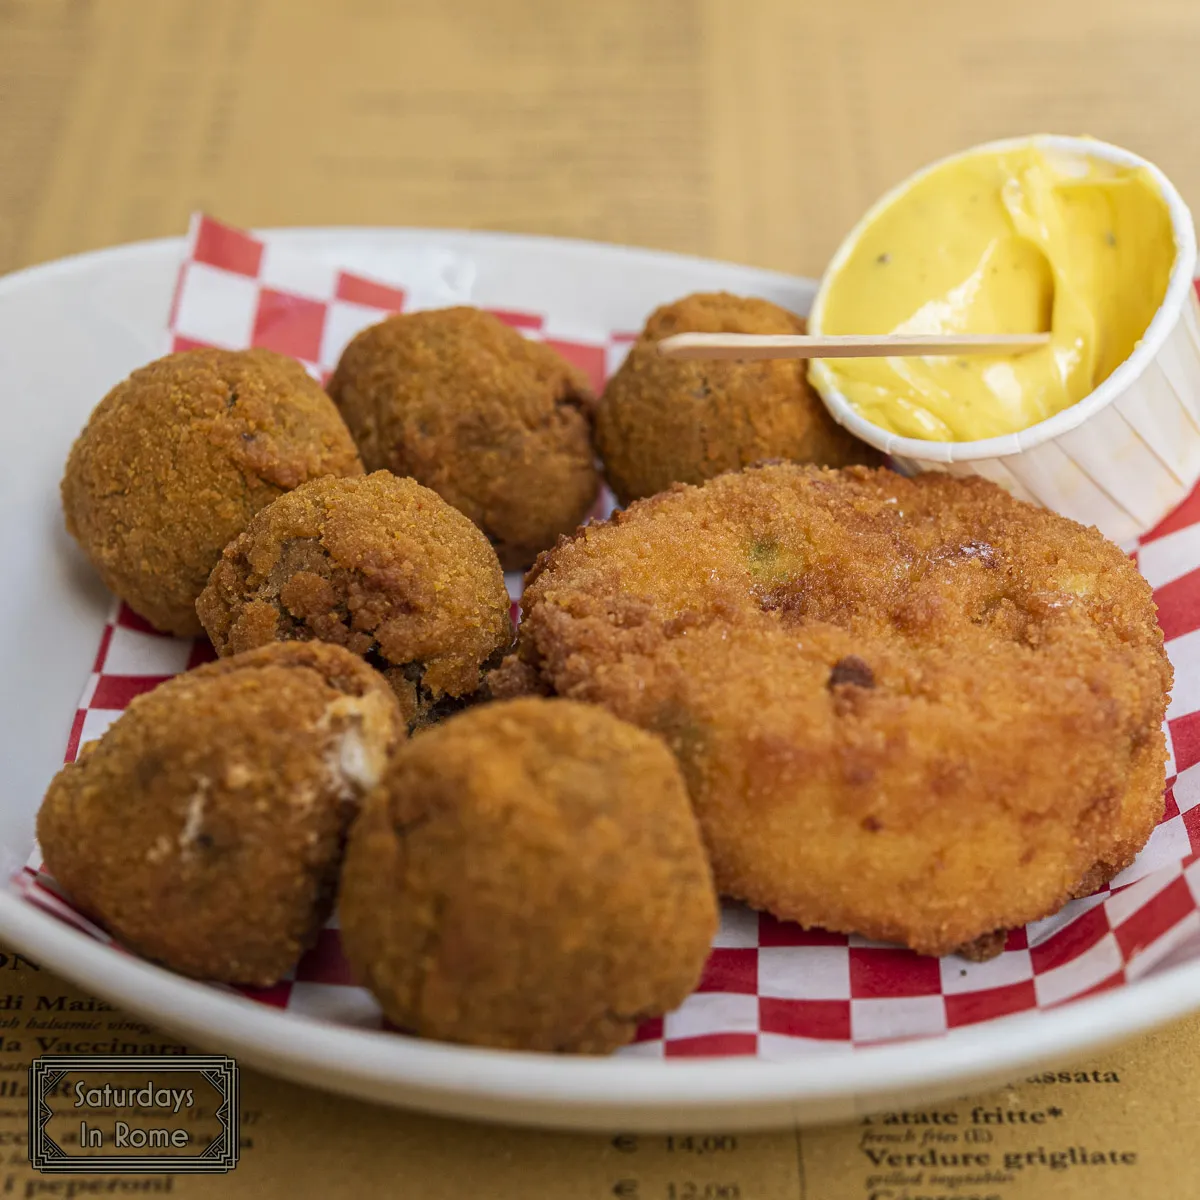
[339,698,718,1052]
[197,471,514,731]
[595,293,878,505]
[497,464,1171,957]
[61,348,363,636]
[37,642,404,985]
[328,307,600,569]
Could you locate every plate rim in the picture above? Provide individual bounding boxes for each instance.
[5,881,1198,1125]
[0,224,813,300]
[2,226,1196,1129]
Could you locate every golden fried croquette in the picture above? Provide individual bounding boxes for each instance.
[61,348,363,636]
[339,698,717,1052]
[37,642,404,985]
[498,463,1171,958]
[327,307,599,569]
[595,292,879,504]
[197,471,513,731]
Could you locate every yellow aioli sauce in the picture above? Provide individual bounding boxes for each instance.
[815,145,1175,442]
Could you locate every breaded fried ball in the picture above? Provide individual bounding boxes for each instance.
[328,307,599,569]
[501,464,1171,958]
[197,471,513,731]
[37,642,404,985]
[595,292,879,504]
[339,698,717,1053]
[62,348,363,636]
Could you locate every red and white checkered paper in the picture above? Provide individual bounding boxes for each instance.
[17,214,1200,1059]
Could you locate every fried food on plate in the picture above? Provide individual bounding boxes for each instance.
[328,307,599,569]
[496,463,1171,958]
[339,698,717,1052]
[198,471,513,731]
[594,292,879,505]
[61,347,363,636]
[37,642,404,986]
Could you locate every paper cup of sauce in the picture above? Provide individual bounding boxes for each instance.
[808,135,1200,545]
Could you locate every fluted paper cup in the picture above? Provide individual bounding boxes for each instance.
[808,135,1200,545]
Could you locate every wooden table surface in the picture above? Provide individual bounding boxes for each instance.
[5,0,1200,279]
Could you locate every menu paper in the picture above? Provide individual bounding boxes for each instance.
[0,944,1188,1197]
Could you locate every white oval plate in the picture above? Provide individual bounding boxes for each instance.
[2,229,1199,1132]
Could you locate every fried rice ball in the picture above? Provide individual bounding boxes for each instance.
[37,641,404,985]
[339,698,717,1053]
[61,348,364,637]
[197,471,513,731]
[327,307,599,569]
[496,463,1171,958]
[595,292,879,504]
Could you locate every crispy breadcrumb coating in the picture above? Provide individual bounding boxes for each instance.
[37,642,404,985]
[61,348,363,636]
[328,307,599,569]
[497,464,1171,957]
[595,293,878,504]
[339,698,717,1052]
[197,471,514,731]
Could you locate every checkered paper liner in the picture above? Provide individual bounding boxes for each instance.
[16,214,1200,1059]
